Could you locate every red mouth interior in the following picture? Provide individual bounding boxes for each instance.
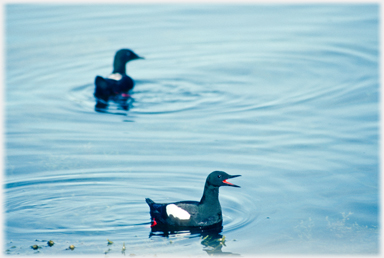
[223,179,234,185]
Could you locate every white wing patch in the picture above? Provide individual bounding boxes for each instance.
[166,204,191,220]
[108,73,122,81]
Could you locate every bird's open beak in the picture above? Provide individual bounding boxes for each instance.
[223,175,241,188]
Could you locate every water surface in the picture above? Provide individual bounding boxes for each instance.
[5,4,379,255]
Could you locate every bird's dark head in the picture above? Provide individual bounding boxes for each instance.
[206,171,241,188]
[115,49,144,63]
[113,49,144,74]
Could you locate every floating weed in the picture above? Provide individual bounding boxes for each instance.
[326,211,353,238]
[293,211,379,253]
[31,245,40,250]
[122,242,126,255]
[201,234,227,252]
[295,217,315,240]
[326,211,378,242]
[14,232,239,255]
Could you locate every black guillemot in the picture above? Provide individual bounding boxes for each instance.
[145,171,241,229]
[94,49,143,111]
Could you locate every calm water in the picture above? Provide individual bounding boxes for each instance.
[5,4,379,256]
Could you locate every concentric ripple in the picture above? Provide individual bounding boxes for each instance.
[67,77,239,117]
[5,167,252,255]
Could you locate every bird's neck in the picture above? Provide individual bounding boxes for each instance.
[199,183,220,206]
[113,59,126,74]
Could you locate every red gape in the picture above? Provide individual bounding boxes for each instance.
[223,179,234,185]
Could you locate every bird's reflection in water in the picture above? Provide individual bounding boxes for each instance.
[95,94,131,112]
[149,224,240,256]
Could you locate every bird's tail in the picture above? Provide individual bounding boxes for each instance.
[145,198,155,207]
[95,76,108,89]
[94,76,110,107]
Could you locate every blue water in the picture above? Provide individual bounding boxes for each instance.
[5,4,379,255]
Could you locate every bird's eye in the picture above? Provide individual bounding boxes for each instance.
[218,175,221,178]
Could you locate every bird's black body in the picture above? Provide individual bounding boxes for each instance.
[146,171,241,230]
[94,49,143,111]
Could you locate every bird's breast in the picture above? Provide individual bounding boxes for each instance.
[107,73,123,81]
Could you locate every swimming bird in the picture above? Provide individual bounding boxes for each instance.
[146,171,241,229]
[94,49,144,110]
